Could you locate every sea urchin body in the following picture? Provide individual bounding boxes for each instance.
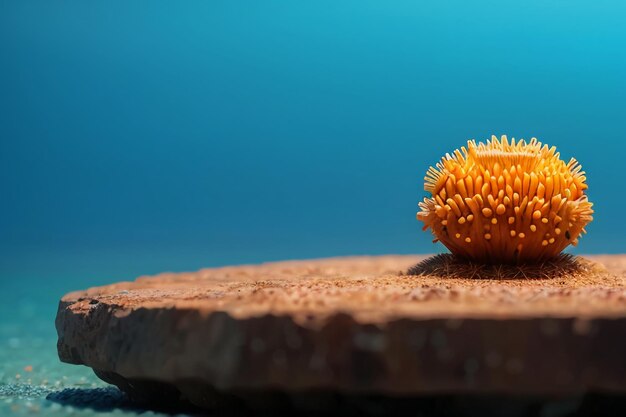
[417,135,593,263]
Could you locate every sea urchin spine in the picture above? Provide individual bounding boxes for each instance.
[417,135,593,263]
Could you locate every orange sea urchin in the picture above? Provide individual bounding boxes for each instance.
[417,135,593,263]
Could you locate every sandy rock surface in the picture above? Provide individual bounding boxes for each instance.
[56,255,626,408]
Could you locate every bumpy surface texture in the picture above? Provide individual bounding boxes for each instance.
[56,255,626,409]
[417,136,593,262]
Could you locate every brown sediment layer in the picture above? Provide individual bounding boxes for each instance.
[56,255,626,409]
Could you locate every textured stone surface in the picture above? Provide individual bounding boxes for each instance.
[56,255,626,409]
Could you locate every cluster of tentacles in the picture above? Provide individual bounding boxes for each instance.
[417,136,593,263]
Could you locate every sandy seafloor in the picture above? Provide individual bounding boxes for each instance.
[0,278,196,417]
[0,319,195,417]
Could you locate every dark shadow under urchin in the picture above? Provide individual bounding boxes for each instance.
[406,253,600,280]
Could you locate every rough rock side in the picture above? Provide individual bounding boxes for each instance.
[56,255,626,408]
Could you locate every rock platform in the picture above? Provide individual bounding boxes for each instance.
[56,255,626,410]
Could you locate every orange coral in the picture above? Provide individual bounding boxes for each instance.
[417,135,593,263]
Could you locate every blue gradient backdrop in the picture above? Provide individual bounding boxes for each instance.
[1,1,626,302]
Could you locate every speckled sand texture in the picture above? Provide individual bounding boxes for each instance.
[56,255,626,410]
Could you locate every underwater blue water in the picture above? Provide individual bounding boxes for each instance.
[1,1,626,414]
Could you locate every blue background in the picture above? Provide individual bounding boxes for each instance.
[1,1,625,302]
